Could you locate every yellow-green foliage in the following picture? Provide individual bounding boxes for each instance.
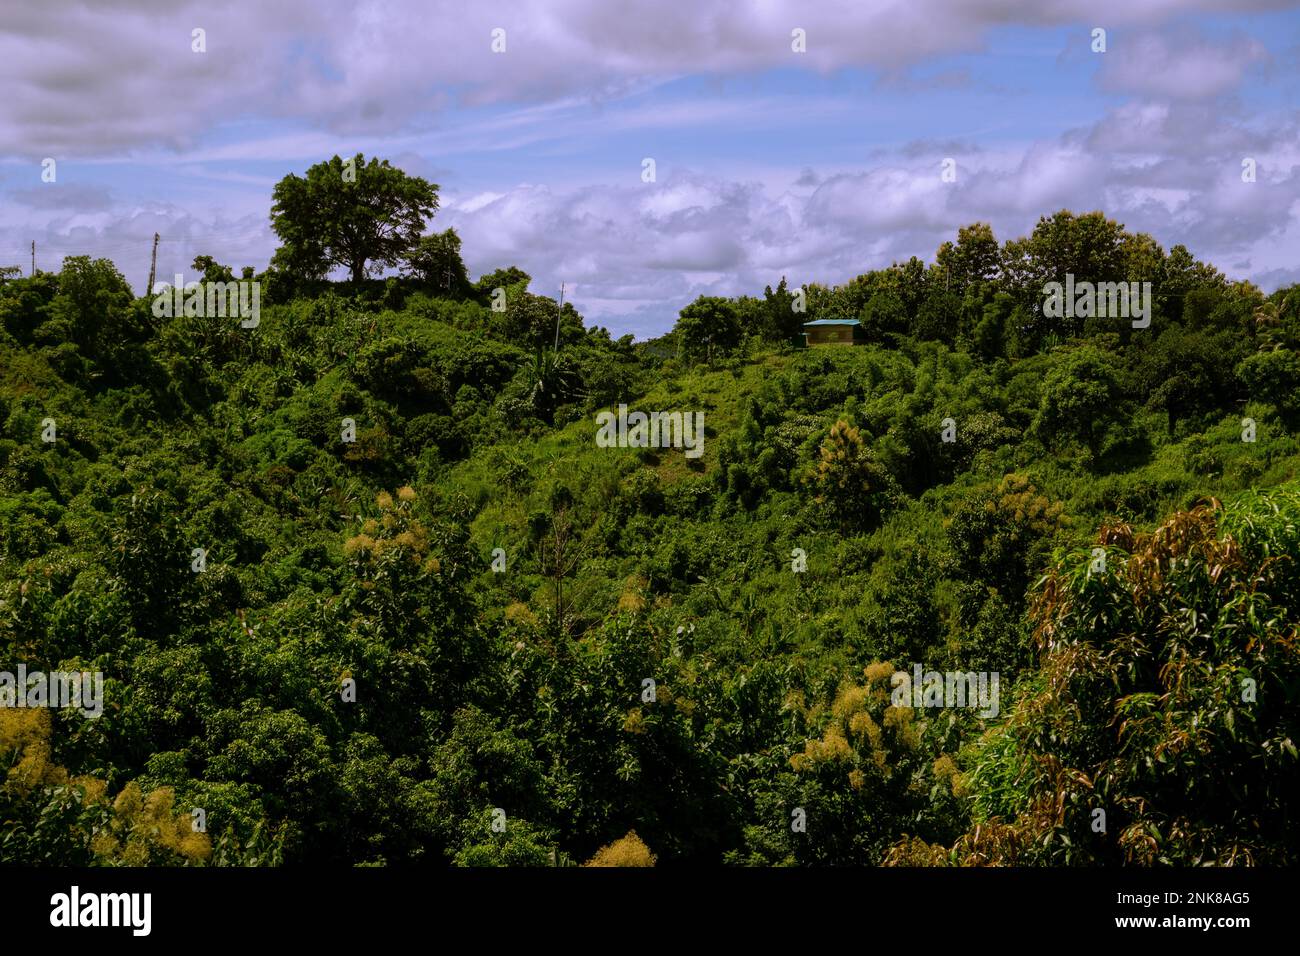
[1,709,67,792]
[815,419,873,499]
[345,486,439,572]
[790,661,919,780]
[1,709,212,866]
[94,784,213,866]
[584,831,656,867]
[983,473,1069,539]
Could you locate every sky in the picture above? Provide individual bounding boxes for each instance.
[1,0,1298,339]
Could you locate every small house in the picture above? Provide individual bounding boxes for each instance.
[802,319,866,347]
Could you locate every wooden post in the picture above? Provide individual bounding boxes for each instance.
[147,232,159,295]
[553,282,565,352]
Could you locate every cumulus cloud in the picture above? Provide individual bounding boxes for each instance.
[1097,28,1271,100]
[435,106,1300,334]
[0,196,272,290]
[7,106,1297,337]
[2,0,1296,154]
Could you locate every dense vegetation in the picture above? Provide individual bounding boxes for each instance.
[2,157,1298,866]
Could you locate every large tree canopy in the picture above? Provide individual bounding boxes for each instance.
[270,154,438,283]
[673,295,742,362]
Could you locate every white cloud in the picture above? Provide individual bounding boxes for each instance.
[2,0,1294,155]
[1098,29,1270,100]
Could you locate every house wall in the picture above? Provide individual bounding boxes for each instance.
[806,326,858,345]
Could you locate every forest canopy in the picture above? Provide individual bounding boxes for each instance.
[1,158,1298,866]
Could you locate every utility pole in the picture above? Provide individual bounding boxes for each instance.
[30,241,35,276]
[553,282,565,352]
[147,232,160,295]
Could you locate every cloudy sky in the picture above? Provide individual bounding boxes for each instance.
[1,0,1298,338]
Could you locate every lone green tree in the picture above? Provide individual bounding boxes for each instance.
[674,295,741,362]
[270,154,438,282]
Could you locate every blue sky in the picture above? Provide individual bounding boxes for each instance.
[2,0,1298,338]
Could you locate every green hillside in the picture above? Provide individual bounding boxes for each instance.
[2,206,1299,866]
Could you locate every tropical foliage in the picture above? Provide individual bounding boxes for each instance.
[1,160,1298,866]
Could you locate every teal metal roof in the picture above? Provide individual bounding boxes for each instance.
[803,319,861,326]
